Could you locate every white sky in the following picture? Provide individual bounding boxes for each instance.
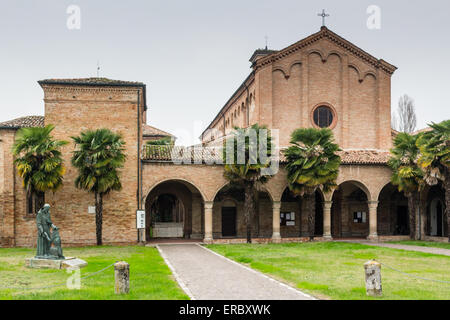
[1,0,449,145]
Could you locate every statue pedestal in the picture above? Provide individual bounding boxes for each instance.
[25,257,88,269]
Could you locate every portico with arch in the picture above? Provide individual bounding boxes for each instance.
[140,161,426,243]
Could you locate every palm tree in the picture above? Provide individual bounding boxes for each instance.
[223,124,274,243]
[417,120,450,241]
[12,125,68,212]
[388,132,424,239]
[283,128,341,240]
[71,129,126,245]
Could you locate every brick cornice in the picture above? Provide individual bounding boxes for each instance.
[254,27,397,75]
[40,84,141,94]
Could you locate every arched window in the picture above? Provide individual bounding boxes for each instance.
[313,105,334,128]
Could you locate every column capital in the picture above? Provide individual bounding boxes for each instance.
[323,200,333,210]
[204,201,214,210]
[367,201,379,209]
[272,201,281,210]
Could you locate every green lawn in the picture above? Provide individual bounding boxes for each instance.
[387,240,450,250]
[0,246,189,300]
[207,242,450,300]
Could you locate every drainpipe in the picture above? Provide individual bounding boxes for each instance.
[137,90,142,242]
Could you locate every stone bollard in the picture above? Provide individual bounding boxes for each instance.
[114,261,130,294]
[364,260,382,297]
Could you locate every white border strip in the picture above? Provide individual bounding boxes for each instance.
[197,243,317,300]
[156,244,196,300]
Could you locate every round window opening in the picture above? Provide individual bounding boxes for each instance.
[313,106,334,128]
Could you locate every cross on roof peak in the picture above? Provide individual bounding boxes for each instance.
[317,9,330,27]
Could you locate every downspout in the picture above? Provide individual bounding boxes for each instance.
[137,90,142,242]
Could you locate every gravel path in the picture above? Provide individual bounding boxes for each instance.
[157,244,314,300]
[348,241,450,257]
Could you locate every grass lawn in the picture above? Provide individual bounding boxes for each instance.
[207,242,450,300]
[0,246,189,300]
[387,240,450,250]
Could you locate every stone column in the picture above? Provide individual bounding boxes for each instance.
[323,201,333,239]
[191,194,202,239]
[114,261,130,294]
[420,196,427,240]
[367,201,379,241]
[272,201,281,243]
[203,201,214,243]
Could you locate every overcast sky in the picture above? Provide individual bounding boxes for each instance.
[1,0,449,145]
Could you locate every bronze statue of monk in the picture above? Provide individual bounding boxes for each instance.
[35,204,60,259]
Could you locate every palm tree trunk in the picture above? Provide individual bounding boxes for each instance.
[95,192,103,246]
[254,191,260,238]
[307,192,316,240]
[298,198,302,237]
[445,176,450,242]
[244,183,254,244]
[407,192,416,240]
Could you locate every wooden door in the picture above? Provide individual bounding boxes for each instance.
[222,207,237,237]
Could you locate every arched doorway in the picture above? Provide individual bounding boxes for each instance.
[430,198,444,237]
[426,185,447,238]
[279,187,324,237]
[213,184,273,239]
[332,181,370,238]
[145,180,204,240]
[377,183,409,236]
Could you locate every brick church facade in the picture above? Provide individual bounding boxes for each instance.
[0,27,447,247]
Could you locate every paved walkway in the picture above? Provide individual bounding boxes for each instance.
[157,244,314,300]
[346,240,450,257]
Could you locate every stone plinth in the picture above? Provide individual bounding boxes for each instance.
[364,260,382,297]
[25,257,87,269]
[114,261,130,294]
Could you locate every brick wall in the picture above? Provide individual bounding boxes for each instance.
[9,84,145,246]
[203,29,395,151]
[0,130,17,246]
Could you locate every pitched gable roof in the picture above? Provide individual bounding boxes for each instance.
[0,116,45,130]
[143,124,175,138]
[254,26,397,75]
[202,27,397,138]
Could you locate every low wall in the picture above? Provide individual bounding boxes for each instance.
[377,235,411,242]
[210,237,330,244]
[423,236,449,243]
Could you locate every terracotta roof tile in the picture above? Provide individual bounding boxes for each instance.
[335,149,391,165]
[0,116,45,129]
[413,127,432,135]
[143,124,175,138]
[142,145,221,163]
[143,146,391,165]
[391,129,400,139]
